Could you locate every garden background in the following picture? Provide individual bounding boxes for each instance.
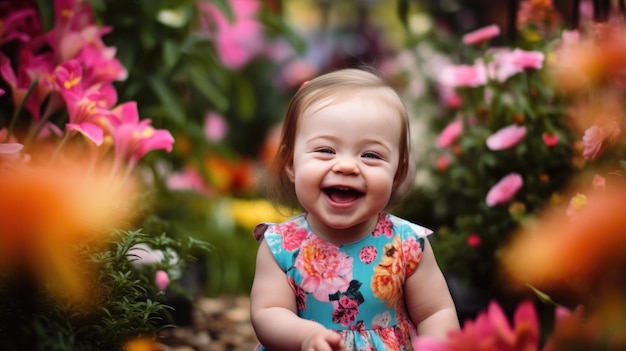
[1,0,626,350]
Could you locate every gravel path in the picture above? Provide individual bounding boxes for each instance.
[157,296,258,351]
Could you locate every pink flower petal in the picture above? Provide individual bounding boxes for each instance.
[486,173,523,207]
[486,125,527,150]
[437,119,463,148]
[155,270,170,291]
[582,125,605,160]
[0,143,23,155]
[204,112,228,141]
[463,24,501,45]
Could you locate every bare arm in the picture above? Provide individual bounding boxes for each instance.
[405,238,460,339]
[250,240,345,351]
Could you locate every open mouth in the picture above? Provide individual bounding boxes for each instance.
[323,187,364,204]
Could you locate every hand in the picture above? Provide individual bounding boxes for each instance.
[301,328,346,351]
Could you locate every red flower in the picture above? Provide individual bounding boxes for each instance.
[542,133,559,147]
[466,234,481,248]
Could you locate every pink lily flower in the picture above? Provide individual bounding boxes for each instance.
[486,173,523,207]
[0,8,41,45]
[55,60,115,145]
[486,125,527,150]
[109,102,174,168]
[0,52,55,122]
[414,300,539,351]
[463,24,501,45]
[198,0,265,70]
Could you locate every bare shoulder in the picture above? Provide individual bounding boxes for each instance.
[250,239,297,313]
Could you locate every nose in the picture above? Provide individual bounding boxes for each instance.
[331,157,360,175]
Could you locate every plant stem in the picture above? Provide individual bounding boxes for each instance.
[3,78,38,143]
[49,132,71,165]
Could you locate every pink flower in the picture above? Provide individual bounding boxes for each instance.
[155,270,170,291]
[486,125,527,150]
[204,112,228,141]
[482,48,543,82]
[359,245,377,264]
[437,119,464,148]
[166,167,211,196]
[414,300,539,351]
[463,24,501,45]
[275,222,308,252]
[331,296,360,327]
[592,174,606,190]
[582,125,606,160]
[198,0,264,70]
[486,173,523,207]
[295,237,353,302]
[109,102,175,167]
[542,133,559,147]
[439,64,487,88]
[509,48,545,70]
[0,143,23,156]
[373,213,393,237]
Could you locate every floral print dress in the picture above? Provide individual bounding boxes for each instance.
[253,212,433,351]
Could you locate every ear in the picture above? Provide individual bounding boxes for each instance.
[285,159,295,183]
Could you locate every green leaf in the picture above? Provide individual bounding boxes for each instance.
[148,76,186,126]
[210,0,234,22]
[162,40,182,71]
[233,75,255,120]
[36,0,54,31]
[186,65,229,112]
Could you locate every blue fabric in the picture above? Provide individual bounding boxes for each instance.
[254,212,433,351]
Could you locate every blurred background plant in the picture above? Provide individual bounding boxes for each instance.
[0,0,298,348]
[385,0,626,322]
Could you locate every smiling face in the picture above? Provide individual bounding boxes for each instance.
[285,90,403,244]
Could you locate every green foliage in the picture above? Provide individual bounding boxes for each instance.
[394,15,577,292]
[88,0,298,161]
[0,229,211,351]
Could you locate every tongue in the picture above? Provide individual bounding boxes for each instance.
[327,189,361,203]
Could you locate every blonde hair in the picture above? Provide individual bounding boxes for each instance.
[263,68,414,212]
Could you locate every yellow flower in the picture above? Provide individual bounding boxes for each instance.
[229,198,291,229]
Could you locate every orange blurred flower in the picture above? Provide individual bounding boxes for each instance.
[501,179,626,296]
[551,20,626,93]
[123,337,161,351]
[204,154,255,194]
[0,152,140,305]
[517,0,562,37]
